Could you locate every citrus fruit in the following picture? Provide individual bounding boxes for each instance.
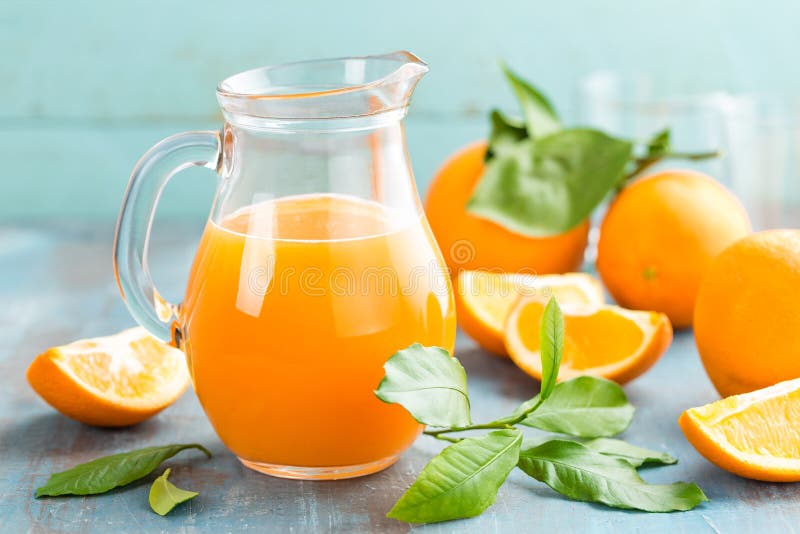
[679,377,800,481]
[26,327,190,427]
[597,170,751,328]
[505,297,672,384]
[456,270,605,356]
[425,141,589,276]
[694,230,800,397]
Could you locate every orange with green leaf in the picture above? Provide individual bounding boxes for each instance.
[426,65,718,282]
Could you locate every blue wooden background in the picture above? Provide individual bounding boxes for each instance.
[3,0,800,221]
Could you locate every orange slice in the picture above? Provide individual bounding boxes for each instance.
[504,297,672,384]
[26,327,190,427]
[679,378,800,482]
[455,271,605,356]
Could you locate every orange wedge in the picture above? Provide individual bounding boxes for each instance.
[27,327,190,427]
[679,378,800,482]
[504,297,672,384]
[456,271,605,356]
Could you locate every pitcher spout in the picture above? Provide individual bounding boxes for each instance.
[372,50,429,106]
[216,51,428,127]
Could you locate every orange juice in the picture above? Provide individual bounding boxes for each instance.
[181,193,456,477]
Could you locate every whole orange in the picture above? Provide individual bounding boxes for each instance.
[597,170,751,328]
[425,141,589,276]
[694,230,800,397]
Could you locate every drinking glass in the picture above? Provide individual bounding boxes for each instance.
[578,71,727,178]
[719,94,800,229]
[577,72,731,262]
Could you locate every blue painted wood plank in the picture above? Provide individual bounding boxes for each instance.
[0,117,486,221]
[2,222,799,533]
[4,0,800,221]
[3,0,800,122]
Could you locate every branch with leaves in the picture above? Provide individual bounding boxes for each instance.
[466,65,719,237]
[34,299,707,523]
[375,298,707,524]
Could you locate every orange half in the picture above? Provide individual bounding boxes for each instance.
[504,297,672,384]
[679,378,800,482]
[456,271,605,356]
[27,327,190,427]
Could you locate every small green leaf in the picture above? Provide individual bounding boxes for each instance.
[517,440,707,512]
[500,64,560,138]
[487,109,528,160]
[538,297,564,400]
[582,438,677,467]
[467,129,633,236]
[149,468,199,516]
[35,444,211,497]
[644,129,671,159]
[375,344,471,427]
[388,429,522,524]
[519,376,634,438]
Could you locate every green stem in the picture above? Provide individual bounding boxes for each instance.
[624,149,720,183]
[658,149,721,161]
[423,422,513,438]
[501,397,545,426]
[423,397,546,439]
[431,434,462,443]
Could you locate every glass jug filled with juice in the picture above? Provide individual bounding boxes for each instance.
[114,52,456,479]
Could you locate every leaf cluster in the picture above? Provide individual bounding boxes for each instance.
[468,65,717,236]
[376,298,707,524]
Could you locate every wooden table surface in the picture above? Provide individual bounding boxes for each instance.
[2,222,798,534]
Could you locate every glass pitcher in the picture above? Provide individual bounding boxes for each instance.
[113,51,456,480]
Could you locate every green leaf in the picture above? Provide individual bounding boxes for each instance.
[538,297,564,400]
[582,438,677,467]
[375,344,471,427]
[520,437,677,468]
[644,128,671,159]
[518,376,634,438]
[517,440,707,512]
[388,429,522,524]
[501,64,560,138]
[35,444,211,497]
[487,109,528,160]
[467,129,633,236]
[149,468,199,516]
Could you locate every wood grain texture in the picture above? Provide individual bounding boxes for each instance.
[2,222,800,533]
[0,117,485,221]
[9,0,788,121]
[3,0,800,220]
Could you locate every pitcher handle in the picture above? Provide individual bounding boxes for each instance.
[113,130,222,343]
